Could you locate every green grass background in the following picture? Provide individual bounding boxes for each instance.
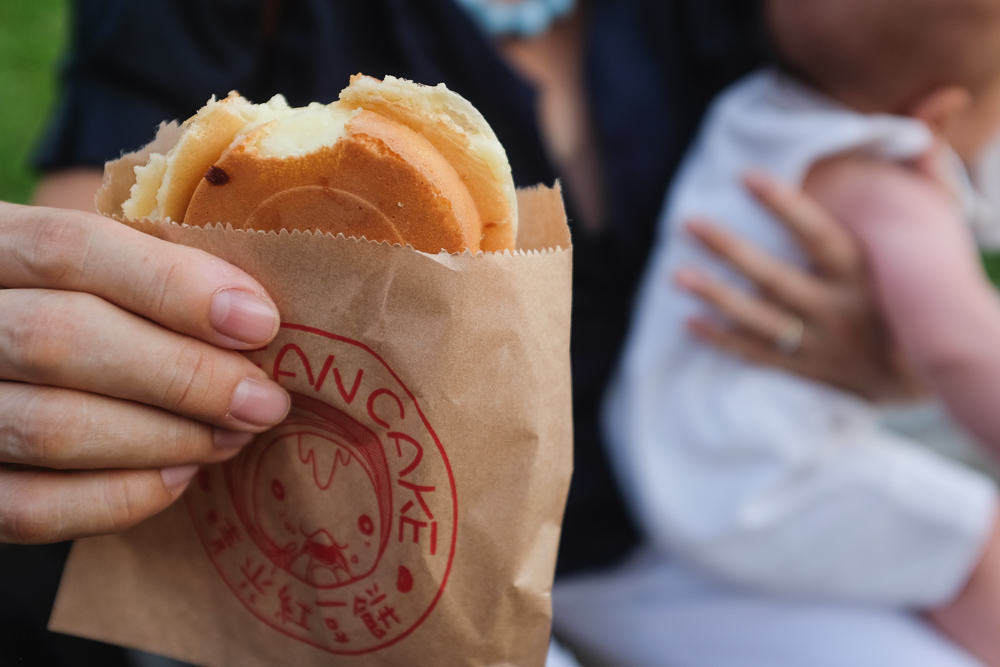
[0,0,68,204]
[982,252,1000,285]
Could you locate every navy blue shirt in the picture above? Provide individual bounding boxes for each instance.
[36,0,764,576]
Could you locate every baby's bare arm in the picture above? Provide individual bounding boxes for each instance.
[805,155,1000,454]
[808,155,1000,662]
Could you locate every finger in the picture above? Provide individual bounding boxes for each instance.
[676,265,814,344]
[687,318,799,374]
[0,464,197,544]
[0,202,279,349]
[0,289,289,431]
[0,383,254,470]
[684,220,827,318]
[689,317,844,391]
[743,171,861,280]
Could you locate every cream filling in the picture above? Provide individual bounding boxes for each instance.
[124,94,297,220]
[254,104,359,157]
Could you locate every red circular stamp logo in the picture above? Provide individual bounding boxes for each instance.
[186,324,457,655]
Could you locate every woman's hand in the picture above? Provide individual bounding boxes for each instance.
[0,201,290,544]
[675,171,928,403]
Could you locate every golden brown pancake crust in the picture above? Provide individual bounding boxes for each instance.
[185,110,483,254]
[341,91,515,252]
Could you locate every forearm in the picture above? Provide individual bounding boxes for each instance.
[851,181,1000,453]
[880,256,1000,453]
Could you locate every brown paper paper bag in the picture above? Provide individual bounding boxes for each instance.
[49,123,573,667]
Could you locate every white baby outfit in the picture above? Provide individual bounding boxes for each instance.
[552,69,998,667]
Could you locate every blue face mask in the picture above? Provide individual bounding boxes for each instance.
[453,0,577,38]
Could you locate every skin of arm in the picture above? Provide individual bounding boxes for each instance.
[805,154,1000,666]
[805,153,1000,453]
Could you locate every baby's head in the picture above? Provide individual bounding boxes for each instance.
[768,0,1000,161]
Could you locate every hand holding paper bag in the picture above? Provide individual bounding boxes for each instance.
[0,200,289,544]
[50,76,573,667]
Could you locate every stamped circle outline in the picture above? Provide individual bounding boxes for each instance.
[246,413,392,589]
[186,323,459,655]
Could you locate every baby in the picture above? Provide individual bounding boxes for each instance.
[592,0,1000,664]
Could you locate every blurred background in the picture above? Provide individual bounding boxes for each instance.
[0,0,68,204]
[2,4,1000,666]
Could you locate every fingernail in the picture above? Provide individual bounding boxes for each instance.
[229,378,290,427]
[213,428,256,450]
[161,464,199,491]
[210,290,278,345]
